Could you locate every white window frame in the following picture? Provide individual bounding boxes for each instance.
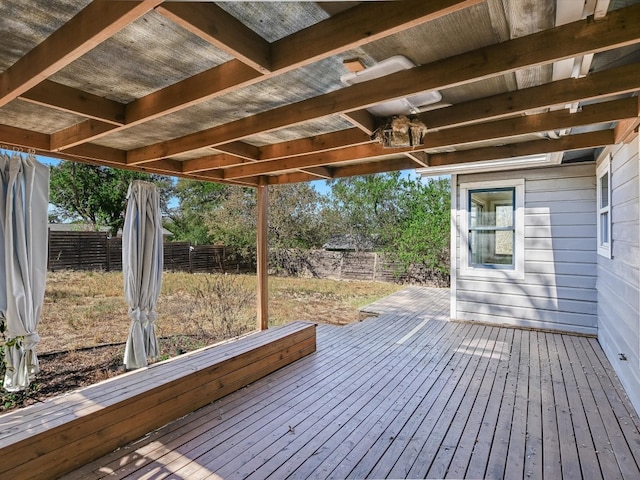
[597,154,612,259]
[459,179,525,280]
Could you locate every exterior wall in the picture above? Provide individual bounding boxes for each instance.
[453,163,598,334]
[596,138,640,413]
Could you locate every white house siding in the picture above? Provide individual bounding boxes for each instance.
[596,138,640,413]
[454,163,598,334]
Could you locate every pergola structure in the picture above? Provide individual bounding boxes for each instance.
[1,0,640,328]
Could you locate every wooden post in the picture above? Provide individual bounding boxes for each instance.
[256,177,269,330]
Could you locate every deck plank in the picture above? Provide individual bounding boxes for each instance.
[56,287,640,480]
[538,332,562,479]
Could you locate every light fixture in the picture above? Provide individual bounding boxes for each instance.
[341,55,442,117]
[341,55,439,148]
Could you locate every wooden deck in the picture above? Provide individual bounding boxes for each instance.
[65,287,640,480]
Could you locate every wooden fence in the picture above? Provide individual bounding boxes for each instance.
[46,231,447,285]
[47,231,252,273]
[269,249,449,287]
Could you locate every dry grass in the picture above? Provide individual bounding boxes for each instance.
[39,271,403,354]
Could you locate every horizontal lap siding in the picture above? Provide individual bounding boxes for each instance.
[456,164,597,333]
[597,140,640,414]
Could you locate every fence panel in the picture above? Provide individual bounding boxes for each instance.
[48,231,108,271]
[164,242,191,272]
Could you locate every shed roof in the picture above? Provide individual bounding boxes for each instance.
[1,1,639,185]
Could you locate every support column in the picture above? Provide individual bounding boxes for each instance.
[256,176,269,330]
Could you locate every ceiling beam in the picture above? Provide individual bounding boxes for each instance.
[157,2,272,74]
[422,96,638,149]
[20,80,126,125]
[258,128,371,160]
[340,111,377,136]
[221,96,639,179]
[0,124,50,151]
[267,157,419,185]
[181,154,246,173]
[0,0,161,108]
[125,60,261,126]
[50,119,118,151]
[213,141,261,161]
[427,129,616,166]
[421,61,640,130]
[221,62,640,163]
[126,3,640,164]
[270,0,483,72]
[51,0,474,149]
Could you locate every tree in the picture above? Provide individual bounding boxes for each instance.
[327,172,404,246]
[49,162,172,236]
[326,173,451,276]
[164,179,229,245]
[268,183,328,249]
[389,176,450,275]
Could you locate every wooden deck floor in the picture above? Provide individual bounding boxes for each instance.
[65,287,640,480]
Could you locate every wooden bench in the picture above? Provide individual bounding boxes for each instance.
[0,321,316,480]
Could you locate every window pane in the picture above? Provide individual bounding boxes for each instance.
[600,212,609,244]
[600,172,609,208]
[470,230,514,265]
[470,189,513,227]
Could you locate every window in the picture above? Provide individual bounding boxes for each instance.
[460,179,524,279]
[469,188,515,267]
[597,155,612,258]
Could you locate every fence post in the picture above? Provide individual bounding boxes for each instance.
[373,252,378,281]
[106,235,111,272]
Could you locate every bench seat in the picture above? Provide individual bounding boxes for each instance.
[0,321,316,480]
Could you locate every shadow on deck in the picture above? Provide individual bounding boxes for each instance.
[66,287,640,479]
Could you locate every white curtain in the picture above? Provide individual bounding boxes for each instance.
[122,180,163,369]
[0,152,49,391]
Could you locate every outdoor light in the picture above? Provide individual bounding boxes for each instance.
[371,115,428,148]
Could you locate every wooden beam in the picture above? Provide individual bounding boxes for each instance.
[270,0,483,71]
[0,0,161,108]
[20,80,126,125]
[57,0,477,148]
[302,166,334,179]
[404,152,430,167]
[421,62,640,130]
[0,125,50,151]
[222,96,638,179]
[333,158,420,178]
[259,128,371,160]
[64,144,127,166]
[614,118,640,144]
[214,141,261,161]
[125,60,261,125]
[341,111,378,136]
[256,177,269,331]
[267,157,419,185]
[422,96,638,149]
[50,119,118,151]
[157,2,272,73]
[127,4,640,164]
[428,129,616,166]
[181,154,245,173]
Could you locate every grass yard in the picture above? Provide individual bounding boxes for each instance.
[40,270,402,354]
[1,271,402,411]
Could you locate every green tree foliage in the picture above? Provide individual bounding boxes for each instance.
[268,183,328,249]
[327,173,450,274]
[390,176,451,274]
[49,162,172,236]
[327,172,403,243]
[199,183,328,253]
[165,179,230,245]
